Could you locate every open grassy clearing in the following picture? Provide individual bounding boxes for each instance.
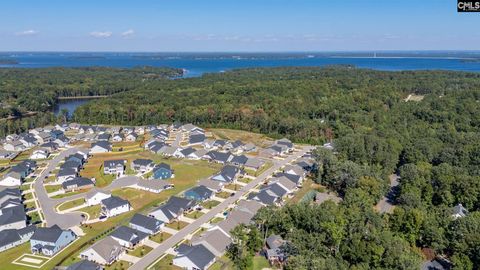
[45,184,62,193]
[208,128,273,148]
[77,205,102,220]
[57,198,85,211]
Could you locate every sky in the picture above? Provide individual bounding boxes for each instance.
[0,0,479,52]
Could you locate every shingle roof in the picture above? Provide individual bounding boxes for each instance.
[130,213,163,231]
[85,236,124,262]
[110,226,148,245]
[62,177,94,189]
[132,159,153,167]
[92,141,112,151]
[66,260,102,270]
[31,225,70,243]
[101,196,129,210]
[175,244,215,270]
[0,205,26,226]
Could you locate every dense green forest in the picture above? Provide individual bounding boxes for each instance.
[0,66,182,136]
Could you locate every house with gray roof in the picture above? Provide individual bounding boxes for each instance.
[192,228,231,257]
[184,186,214,202]
[152,163,173,180]
[211,165,241,183]
[103,160,125,175]
[80,236,125,265]
[0,205,27,232]
[30,225,76,256]
[244,157,265,171]
[129,213,163,235]
[62,177,94,192]
[0,225,35,253]
[149,196,197,223]
[189,133,206,145]
[90,141,112,153]
[229,155,248,166]
[109,226,148,249]
[131,159,154,173]
[66,260,103,270]
[203,150,232,164]
[57,168,78,183]
[173,243,216,270]
[101,196,131,217]
[265,234,287,264]
[451,204,468,219]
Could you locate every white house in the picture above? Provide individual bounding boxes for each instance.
[125,133,138,142]
[90,141,111,154]
[86,191,111,206]
[172,244,216,270]
[0,172,22,186]
[101,196,131,217]
[80,236,125,265]
[30,149,50,160]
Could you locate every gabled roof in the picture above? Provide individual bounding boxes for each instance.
[230,155,248,165]
[0,229,21,248]
[152,196,196,219]
[175,243,215,270]
[110,226,148,245]
[91,141,112,151]
[185,185,213,200]
[266,234,284,249]
[62,177,94,189]
[130,213,163,231]
[103,160,125,168]
[191,229,231,256]
[180,147,196,157]
[274,172,301,185]
[132,159,153,167]
[101,196,129,210]
[276,138,293,148]
[212,165,239,182]
[58,168,77,177]
[84,236,124,262]
[0,205,26,226]
[66,260,102,270]
[31,225,72,243]
[189,134,206,144]
[205,151,231,162]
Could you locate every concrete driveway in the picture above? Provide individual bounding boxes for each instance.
[129,145,314,270]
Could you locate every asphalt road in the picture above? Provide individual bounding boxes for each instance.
[34,147,142,229]
[129,145,314,270]
[375,174,400,214]
[34,147,87,229]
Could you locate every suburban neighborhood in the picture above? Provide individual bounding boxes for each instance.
[0,122,318,270]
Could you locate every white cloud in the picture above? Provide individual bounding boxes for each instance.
[121,29,135,38]
[89,31,112,38]
[15,30,38,36]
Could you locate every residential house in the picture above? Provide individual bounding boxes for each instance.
[30,225,76,256]
[125,132,138,142]
[112,133,124,142]
[452,204,468,219]
[86,191,111,206]
[66,260,103,270]
[203,151,232,164]
[134,180,174,194]
[184,186,214,202]
[224,140,244,152]
[177,147,195,159]
[0,225,35,253]
[276,138,294,152]
[197,179,224,192]
[62,177,94,192]
[103,160,125,176]
[244,157,265,171]
[40,142,59,152]
[101,196,131,217]
[191,228,231,257]
[96,133,111,141]
[265,234,287,265]
[30,149,50,160]
[242,143,256,152]
[229,155,248,167]
[35,132,53,144]
[0,172,23,186]
[0,150,16,160]
[211,165,241,183]
[131,159,154,173]
[149,196,197,223]
[90,141,112,154]
[189,133,206,145]
[110,226,148,249]
[172,243,216,270]
[152,163,173,180]
[129,213,163,235]
[283,164,306,179]
[57,168,78,183]
[3,140,26,151]
[0,205,27,231]
[80,236,125,265]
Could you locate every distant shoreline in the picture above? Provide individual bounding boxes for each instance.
[57,95,108,100]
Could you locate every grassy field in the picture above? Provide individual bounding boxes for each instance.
[150,232,172,243]
[51,189,88,199]
[224,183,242,191]
[150,254,182,270]
[78,205,102,220]
[208,128,273,148]
[127,245,153,257]
[201,200,220,209]
[57,198,85,211]
[165,220,189,230]
[184,210,204,219]
[45,184,62,193]
[287,178,321,204]
[216,191,233,199]
[210,217,224,224]
[105,260,132,270]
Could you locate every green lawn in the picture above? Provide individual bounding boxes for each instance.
[19,184,31,191]
[224,183,242,191]
[166,220,189,230]
[150,254,182,270]
[22,192,34,201]
[216,191,233,199]
[201,200,220,209]
[150,232,172,243]
[27,211,41,224]
[210,217,224,224]
[57,198,85,211]
[209,255,234,270]
[251,256,271,270]
[184,211,204,219]
[127,245,153,257]
[77,205,102,220]
[238,177,252,184]
[45,184,62,193]
[24,200,36,209]
[105,260,132,270]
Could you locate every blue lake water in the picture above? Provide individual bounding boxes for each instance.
[2,52,480,115]
[53,99,96,117]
